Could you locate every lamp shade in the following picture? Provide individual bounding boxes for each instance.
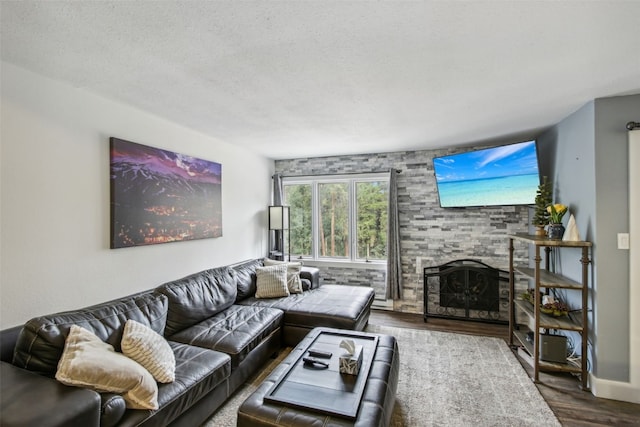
[269,206,289,230]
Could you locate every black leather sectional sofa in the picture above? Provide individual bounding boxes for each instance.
[0,258,375,427]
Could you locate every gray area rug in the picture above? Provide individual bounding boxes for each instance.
[201,325,560,426]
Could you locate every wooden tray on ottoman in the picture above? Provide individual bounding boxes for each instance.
[264,330,379,419]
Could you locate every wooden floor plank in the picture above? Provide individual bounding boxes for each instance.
[369,309,640,426]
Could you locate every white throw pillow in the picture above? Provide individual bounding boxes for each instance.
[55,325,159,410]
[263,259,304,294]
[121,319,175,383]
[255,264,290,298]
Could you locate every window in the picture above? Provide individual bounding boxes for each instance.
[283,174,389,262]
[356,180,388,259]
[283,183,312,257]
[319,182,349,258]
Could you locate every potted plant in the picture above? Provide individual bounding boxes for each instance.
[532,176,552,235]
[547,203,568,240]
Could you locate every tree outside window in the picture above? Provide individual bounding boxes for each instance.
[319,182,349,258]
[356,181,388,260]
[284,183,312,257]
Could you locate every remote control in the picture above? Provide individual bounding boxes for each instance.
[302,357,329,368]
[308,349,332,358]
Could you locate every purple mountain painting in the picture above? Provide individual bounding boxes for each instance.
[110,137,222,248]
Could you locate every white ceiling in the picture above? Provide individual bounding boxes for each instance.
[2,1,639,160]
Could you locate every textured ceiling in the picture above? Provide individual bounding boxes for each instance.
[2,1,639,160]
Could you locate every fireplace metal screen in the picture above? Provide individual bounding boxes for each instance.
[423,259,509,324]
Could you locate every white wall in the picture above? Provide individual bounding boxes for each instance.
[0,62,274,328]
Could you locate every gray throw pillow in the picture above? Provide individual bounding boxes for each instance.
[263,259,304,294]
[255,264,290,298]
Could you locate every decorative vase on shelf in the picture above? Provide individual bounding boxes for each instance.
[547,223,565,240]
[563,214,581,241]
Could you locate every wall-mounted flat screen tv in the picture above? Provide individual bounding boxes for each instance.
[433,140,540,208]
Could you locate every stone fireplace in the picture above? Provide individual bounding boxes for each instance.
[423,259,509,324]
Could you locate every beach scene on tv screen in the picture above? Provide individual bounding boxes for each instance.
[433,140,539,207]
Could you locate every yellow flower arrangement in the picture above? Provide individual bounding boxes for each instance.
[547,203,568,224]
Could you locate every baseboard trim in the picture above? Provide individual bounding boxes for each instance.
[371,299,393,311]
[590,373,640,404]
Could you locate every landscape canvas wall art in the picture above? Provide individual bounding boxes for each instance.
[110,137,222,248]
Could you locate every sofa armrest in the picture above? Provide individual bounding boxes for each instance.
[0,361,101,427]
[0,325,22,362]
[300,266,320,290]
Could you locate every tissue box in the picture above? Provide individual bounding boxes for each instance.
[339,344,363,375]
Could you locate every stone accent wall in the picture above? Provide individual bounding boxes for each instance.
[320,266,387,301]
[276,147,531,314]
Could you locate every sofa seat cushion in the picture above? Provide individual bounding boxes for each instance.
[167,305,283,369]
[237,284,375,331]
[117,341,230,427]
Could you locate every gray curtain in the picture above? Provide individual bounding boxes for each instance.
[386,169,402,300]
[272,173,284,256]
[273,173,283,206]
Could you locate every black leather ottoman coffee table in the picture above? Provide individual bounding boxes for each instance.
[237,327,399,427]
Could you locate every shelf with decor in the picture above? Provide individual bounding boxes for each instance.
[508,232,591,390]
[514,299,584,331]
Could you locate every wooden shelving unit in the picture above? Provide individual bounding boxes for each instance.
[508,232,592,390]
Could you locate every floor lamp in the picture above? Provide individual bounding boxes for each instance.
[269,206,290,261]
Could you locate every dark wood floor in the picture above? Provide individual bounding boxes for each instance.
[369,310,640,426]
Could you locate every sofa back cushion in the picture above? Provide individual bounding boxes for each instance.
[157,266,237,336]
[12,291,168,377]
[230,259,263,302]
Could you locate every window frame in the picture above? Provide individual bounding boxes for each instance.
[283,172,389,265]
